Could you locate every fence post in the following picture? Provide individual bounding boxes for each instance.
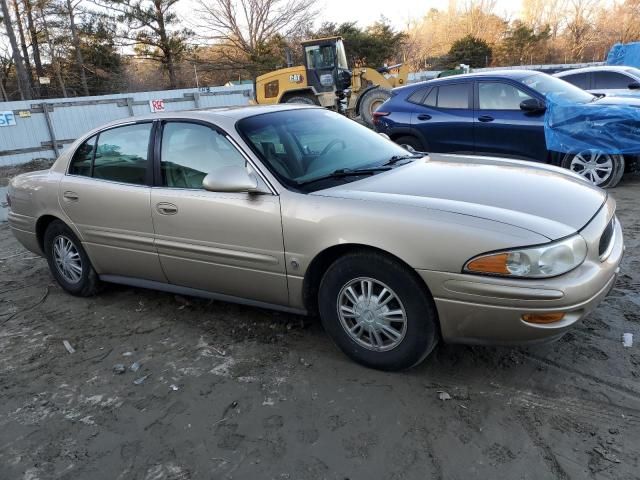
[42,103,59,157]
[126,97,134,116]
[193,92,200,109]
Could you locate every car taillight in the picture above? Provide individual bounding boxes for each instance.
[372,111,389,126]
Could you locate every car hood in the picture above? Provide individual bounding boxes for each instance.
[595,94,640,106]
[312,154,606,240]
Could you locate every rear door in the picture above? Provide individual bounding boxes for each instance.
[59,122,165,281]
[410,81,474,153]
[150,120,288,306]
[473,80,547,162]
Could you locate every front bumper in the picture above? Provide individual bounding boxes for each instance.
[418,199,624,345]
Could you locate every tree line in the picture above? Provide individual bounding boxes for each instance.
[1,0,640,101]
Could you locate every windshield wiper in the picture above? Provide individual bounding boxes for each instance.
[297,167,391,186]
[384,153,424,165]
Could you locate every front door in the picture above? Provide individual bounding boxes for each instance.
[411,82,475,153]
[59,122,166,281]
[150,121,288,306]
[474,81,547,162]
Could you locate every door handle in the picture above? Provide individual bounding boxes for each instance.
[417,114,432,121]
[156,202,178,215]
[63,191,79,201]
[478,115,495,123]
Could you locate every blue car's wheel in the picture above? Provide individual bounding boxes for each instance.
[561,150,625,188]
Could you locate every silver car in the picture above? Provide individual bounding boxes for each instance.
[554,66,640,97]
[7,106,624,370]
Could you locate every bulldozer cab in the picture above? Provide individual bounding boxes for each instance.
[301,37,351,94]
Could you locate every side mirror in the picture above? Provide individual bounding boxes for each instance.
[202,166,261,193]
[520,98,546,113]
[628,81,640,90]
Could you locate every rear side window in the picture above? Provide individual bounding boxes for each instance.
[93,123,152,185]
[593,71,633,89]
[407,88,428,104]
[69,135,97,176]
[423,88,437,107]
[436,83,470,108]
[561,72,589,89]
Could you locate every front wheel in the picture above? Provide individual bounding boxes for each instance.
[561,150,625,188]
[318,251,439,371]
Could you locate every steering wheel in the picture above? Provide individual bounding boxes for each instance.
[319,139,346,157]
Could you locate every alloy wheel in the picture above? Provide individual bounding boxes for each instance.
[569,149,615,186]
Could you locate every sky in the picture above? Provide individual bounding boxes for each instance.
[177,0,524,31]
[308,0,522,29]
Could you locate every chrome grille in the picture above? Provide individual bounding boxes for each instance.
[598,218,615,261]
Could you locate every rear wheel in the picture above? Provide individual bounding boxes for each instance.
[359,88,391,127]
[394,135,425,152]
[284,95,318,105]
[318,251,439,371]
[44,220,100,296]
[561,150,625,188]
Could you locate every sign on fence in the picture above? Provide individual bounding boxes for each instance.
[149,99,166,113]
[0,112,16,127]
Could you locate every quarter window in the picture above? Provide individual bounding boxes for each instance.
[160,122,246,189]
[407,88,428,104]
[478,82,532,110]
[69,135,97,177]
[436,83,470,109]
[92,123,152,185]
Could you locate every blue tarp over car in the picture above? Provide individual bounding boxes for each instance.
[545,94,640,155]
[606,42,640,68]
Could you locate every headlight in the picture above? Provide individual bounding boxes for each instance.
[464,235,587,278]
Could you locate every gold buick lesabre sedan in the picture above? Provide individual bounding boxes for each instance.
[7,105,624,370]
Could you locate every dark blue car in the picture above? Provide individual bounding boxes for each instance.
[373,70,637,187]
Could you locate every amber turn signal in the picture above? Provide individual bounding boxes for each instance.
[466,253,510,275]
[522,312,566,324]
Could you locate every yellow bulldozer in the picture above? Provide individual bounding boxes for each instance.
[253,36,409,126]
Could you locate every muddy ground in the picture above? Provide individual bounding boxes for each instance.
[0,173,639,480]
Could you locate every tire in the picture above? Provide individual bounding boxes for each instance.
[43,220,100,297]
[560,150,625,188]
[394,135,426,152]
[359,88,391,127]
[284,95,318,105]
[318,251,439,371]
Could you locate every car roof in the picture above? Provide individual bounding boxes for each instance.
[394,69,540,93]
[555,65,637,76]
[97,104,319,129]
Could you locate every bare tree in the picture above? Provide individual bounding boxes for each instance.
[91,0,190,89]
[194,0,316,67]
[0,0,33,98]
[65,0,90,95]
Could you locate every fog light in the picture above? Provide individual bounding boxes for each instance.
[522,312,565,324]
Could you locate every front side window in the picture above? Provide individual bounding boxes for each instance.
[593,71,634,89]
[160,122,246,189]
[478,82,532,110]
[238,109,412,191]
[68,135,97,176]
[305,45,335,70]
[93,123,152,185]
[436,83,470,109]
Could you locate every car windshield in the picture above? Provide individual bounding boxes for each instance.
[237,109,413,191]
[523,73,595,104]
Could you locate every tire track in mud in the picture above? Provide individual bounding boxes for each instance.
[517,410,571,480]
